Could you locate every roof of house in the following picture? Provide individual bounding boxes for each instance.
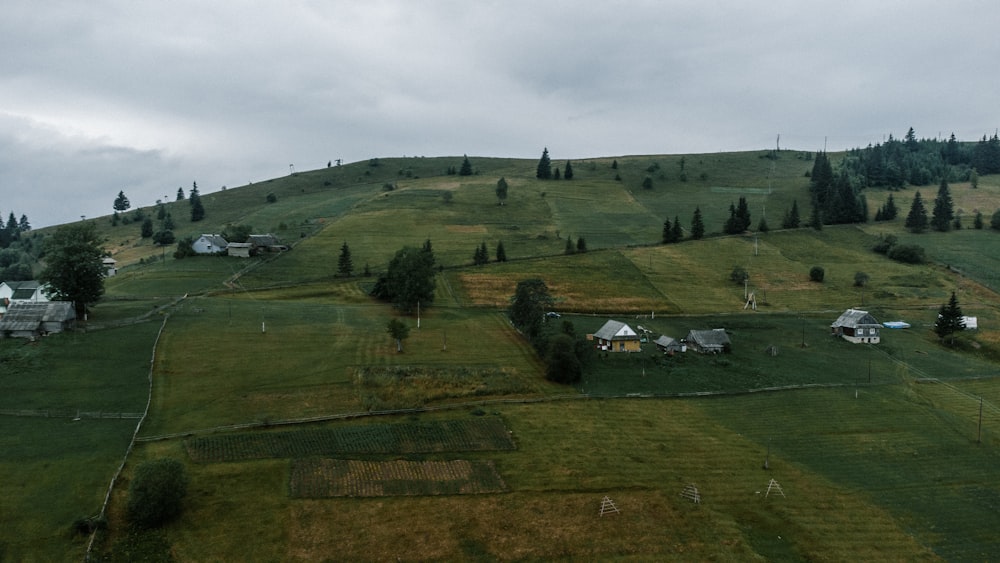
[594,320,638,341]
[196,234,229,248]
[0,301,75,331]
[831,309,880,328]
[686,329,731,348]
[5,281,45,300]
[654,335,680,348]
[248,234,279,246]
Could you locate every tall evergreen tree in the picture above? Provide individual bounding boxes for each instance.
[337,242,353,277]
[564,238,575,255]
[18,214,30,232]
[495,240,507,262]
[113,190,131,212]
[576,237,587,253]
[905,191,929,233]
[140,217,154,238]
[931,177,955,232]
[190,191,205,222]
[782,200,801,228]
[809,203,823,230]
[662,217,673,243]
[883,193,898,220]
[934,291,965,346]
[563,160,574,180]
[691,207,705,240]
[671,215,683,242]
[176,187,185,201]
[473,242,489,265]
[536,148,552,179]
[459,154,473,176]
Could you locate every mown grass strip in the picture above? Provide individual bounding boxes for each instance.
[185,417,515,462]
[289,458,507,498]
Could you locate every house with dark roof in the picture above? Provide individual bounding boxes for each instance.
[192,234,229,255]
[592,320,641,352]
[248,234,288,253]
[0,301,76,339]
[685,329,731,354]
[831,309,880,344]
[654,335,684,354]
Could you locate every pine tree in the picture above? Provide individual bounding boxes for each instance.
[459,155,473,176]
[576,237,587,253]
[536,148,552,179]
[782,200,801,229]
[190,191,205,222]
[564,238,575,255]
[934,291,965,345]
[495,177,508,205]
[671,215,683,241]
[337,242,353,277]
[113,190,131,212]
[905,191,928,233]
[140,217,154,238]
[176,187,185,201]
[496,240,507,262]
[809,203,823,230]
[931,177,955,232]
[974,212,984,229]
[691,207,705,240]
[883,193,898,220]
[473,242,489,265]
[662,217,673,243]
[563,160,574,180]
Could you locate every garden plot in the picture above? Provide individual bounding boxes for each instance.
[186,418,516,462]
[290,458,508,497]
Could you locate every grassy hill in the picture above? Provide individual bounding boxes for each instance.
[4,149,1000,560]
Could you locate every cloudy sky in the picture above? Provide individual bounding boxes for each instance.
[3,1,999,228]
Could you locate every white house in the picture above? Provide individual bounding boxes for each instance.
[103,257,118,277]
[192,234,229,255]
[0,281,50,315]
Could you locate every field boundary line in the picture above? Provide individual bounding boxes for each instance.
[85,306,176,561]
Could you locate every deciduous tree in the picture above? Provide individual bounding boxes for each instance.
[387,318,410,352]
[38,222,106,318]
[371,245,436,313]
[496,177,508,205]
[125,458,188,529]
[509,278,553,343]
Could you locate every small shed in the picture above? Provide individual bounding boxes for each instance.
[831,308,880,344]
[654,335,684,354]
[685,329,731,354]
[592,320,641,352]
[103,257,118,277]
[248,234,288,253]
[0,301,76,339]
[227,242,252,258]
[192,234,229,255]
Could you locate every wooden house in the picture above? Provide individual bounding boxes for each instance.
[831,309,880,344]
[685,329,731,354]
[0,301,76,339]
[192,234,229,255]
[592,320,641,352]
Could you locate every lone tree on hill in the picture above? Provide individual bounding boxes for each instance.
[38,222,106,318]
[459,154,473,176]
[125,458,189,529]
[536,148,552,179]
[931,177,955,232]
[496,177,508,205]
[176,187,185,201]
[905,191,929,233]
[690,207,705,240]
[934,291,966,346]
[189,182,205,222]
[386,318,410,352]
[337,242,353,277]
[113,190,131,212]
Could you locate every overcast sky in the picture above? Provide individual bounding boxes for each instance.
[3,1,999,228]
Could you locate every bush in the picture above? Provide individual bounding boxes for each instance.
[854,271,870,287]
[125,458,189,529]
[872,234,897,254]
[887,243,926,264]
[266,192,277,203]
[809,266,825,282]
[730,265,748,284]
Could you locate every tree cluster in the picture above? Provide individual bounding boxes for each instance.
[873,194,898,221]
[535,148,574,181]
[809,152,867,225]
[723,197,752,234]
[0,211,30,249]
[371,241,436,314]
[125,458,189,529]
[507,279,592,384]
[934,291,966,346]
[662,215,683,243]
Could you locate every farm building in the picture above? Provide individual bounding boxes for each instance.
[592,320,641,352]
[227,242,252,258]
[831,308,880,344]
[685,329,731,354]
[248,234,289,253]
[0,281,50,315]
[192,234,229,255]
[0,301,76,339]
[654,335,684,354]
[103,257,118,277]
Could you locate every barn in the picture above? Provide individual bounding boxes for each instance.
[592,320,641,352]
[0,301,76,339]
[685,329,731,354]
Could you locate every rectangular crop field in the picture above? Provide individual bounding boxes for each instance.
[185,417,515,462]
[289,458,507,497]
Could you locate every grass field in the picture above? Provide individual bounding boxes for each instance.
[10,152,1000,560]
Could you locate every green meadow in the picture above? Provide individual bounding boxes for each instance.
[5,150,1000,560]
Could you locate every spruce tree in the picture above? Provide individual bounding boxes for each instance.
[113,190,131,212]
[691,207,705,240]
[496,240,507,262]
[176,187,185,201]
[931,178,955,232]
[564,238,575,255]
[563,160,574,180]
[536,148,552,179]
[495,177,508,205]
[671,215,683,241]
[662,217,673,243]
[884,193,898,220]
[905,191,928,233]
[782,200,800,229]
[337,242,353,277]
[576,237,587,253]
[934,291,965,346]
[459,155,473,176]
